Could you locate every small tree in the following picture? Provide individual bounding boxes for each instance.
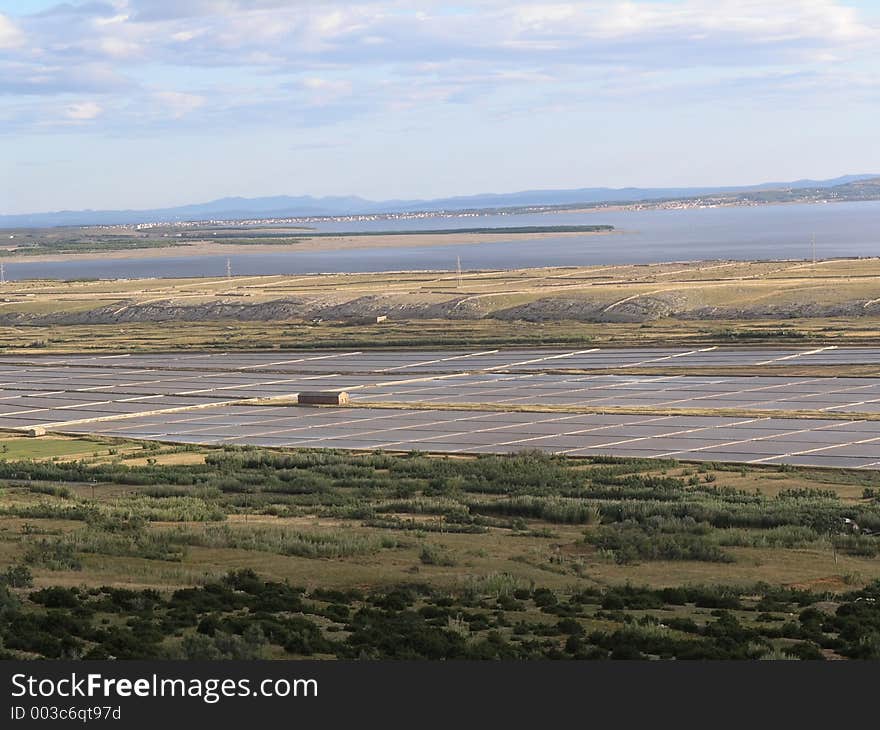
[2,565,33,589]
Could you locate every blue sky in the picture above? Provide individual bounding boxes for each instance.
[1,0,879,214]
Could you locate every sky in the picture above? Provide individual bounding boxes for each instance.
[0,0,879,214]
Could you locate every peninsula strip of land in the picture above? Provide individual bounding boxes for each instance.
[0,225,614,262]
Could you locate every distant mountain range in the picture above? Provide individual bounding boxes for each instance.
[3,174,879,228]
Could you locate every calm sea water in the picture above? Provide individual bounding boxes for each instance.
[4,200,879,281]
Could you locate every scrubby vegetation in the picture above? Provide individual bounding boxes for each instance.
[2,446,880,660]
[2,569,880,660]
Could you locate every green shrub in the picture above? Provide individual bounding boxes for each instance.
[419,544,457,567]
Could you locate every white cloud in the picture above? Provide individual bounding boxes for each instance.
[171,30,204,42]
[13,2,878,70]
[1,0,877,135]
[0,62,133,96]
[0,13,23,48]
[152,91,206,118]
[506,1,875,43]
[96,36,142,58]
[65,101,103,120]
[299,77,354,106]
[93,13,131,28]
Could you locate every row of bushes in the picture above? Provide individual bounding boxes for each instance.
[5,570,880,660]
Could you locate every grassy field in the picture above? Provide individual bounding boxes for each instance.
[5,257,880,308]
[4,316,880,356]
[1,437,880,659]
[0,437,122,461]
[1,259,880,356]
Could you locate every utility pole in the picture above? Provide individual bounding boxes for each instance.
[226,258,232,279]
[456,256,462,288]
[0,263,5,285]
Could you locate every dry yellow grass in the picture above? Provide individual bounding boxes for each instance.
[3,257,880,316]
[310,399,880,422]
[0,258,878,354]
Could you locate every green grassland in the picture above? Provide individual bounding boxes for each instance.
[0,437,115,461]
[2,437,880,659]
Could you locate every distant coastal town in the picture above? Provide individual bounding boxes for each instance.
[78,175,878,233]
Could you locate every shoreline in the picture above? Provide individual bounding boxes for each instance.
[0,229,615,265]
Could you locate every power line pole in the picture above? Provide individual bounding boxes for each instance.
[456,256,462,288]
[0,263,5,285]
[226,258,232,279]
